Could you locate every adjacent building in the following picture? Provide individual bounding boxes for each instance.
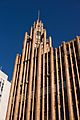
[6,18,80,120]
[0,70,11,120]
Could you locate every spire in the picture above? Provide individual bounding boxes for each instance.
[38,10,40,21]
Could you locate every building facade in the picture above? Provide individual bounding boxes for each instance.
[0,70,11,120]
[6,19,80,120]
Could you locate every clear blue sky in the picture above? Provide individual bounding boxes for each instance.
[0,0,80,80]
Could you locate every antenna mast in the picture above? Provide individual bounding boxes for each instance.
[38,10,40,21]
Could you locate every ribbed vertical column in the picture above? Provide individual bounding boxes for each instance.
[59,47,66,120]
[26,30,36,120]
[19,41,29,120]
[35,45,41,120]
[63,42,74,120]
[42,30,46,120]
[31,48,37,120]
[49,36,52,47]
[11,55,21,120]
[13,32,27,120]
[43,29,46,52]
[42,53,45,120]
[30,27,33,38]
[50,48,56,120]
[76,36,80,59]
[55,48,61,120]
[47,52,49,120]
[68,43,79,119]
[22,41,31,120]
[6,54,20,120]
[72,41,80,89]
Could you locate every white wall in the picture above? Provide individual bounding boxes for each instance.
[0,70,11,120]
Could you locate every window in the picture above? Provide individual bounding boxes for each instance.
[36,31,41,40]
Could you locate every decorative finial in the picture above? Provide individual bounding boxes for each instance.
[38,10,40,21]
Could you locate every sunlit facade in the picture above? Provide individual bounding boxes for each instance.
[6,19,80,120]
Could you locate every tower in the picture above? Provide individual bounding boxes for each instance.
[6,18,80,120]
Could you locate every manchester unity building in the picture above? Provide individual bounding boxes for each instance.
[6,18,80,120]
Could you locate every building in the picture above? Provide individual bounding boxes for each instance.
[0,70,11,120]
[6,18,80,120]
